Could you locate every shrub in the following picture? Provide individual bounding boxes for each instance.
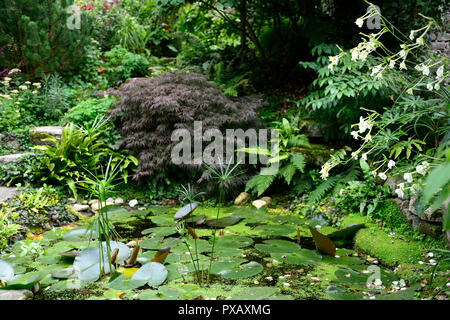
[109,71,264,182]
[103,45,150,86]
[64,95,116,128]
[0,0,94,79]
[32,120,137,198]
[0,208,21,250]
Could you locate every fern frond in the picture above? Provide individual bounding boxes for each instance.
[290,152,306,172]
[245,174,276,196]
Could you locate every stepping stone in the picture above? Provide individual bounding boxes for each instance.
[0,187,18,202]
[0,290,33,300]
[0,153,29,164]
[29,126,63,145]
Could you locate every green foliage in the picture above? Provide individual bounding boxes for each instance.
[244,117,309,196]
[423,149,450,231]
[2,185,76,234]
[298,43,391,141]
[0,153,41,186]
[0,208,21,250]
[103,45,150,86]
[0,0,94,79]
[64,96,116,128]
[332,159,388,215]
[31,120,137,198]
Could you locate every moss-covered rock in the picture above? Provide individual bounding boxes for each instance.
[292,144,333,166]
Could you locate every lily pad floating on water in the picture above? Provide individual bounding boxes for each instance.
[327,223,365,240]
[271,248,322,265]
[73,241,131,282]
[309,226,336,256]
[63,228,96,241]
[209,258,247,275]
[141,226,178,237]
[254,224,297,237]
[174,202,198,220]
[214,235,253,248]
[0,259,14,281]
[130,262,168,287]
[216,261,264,279]
[150,246,171,263]
[108,273,147,290]
[255,239,301,254]
[203,215,242,228]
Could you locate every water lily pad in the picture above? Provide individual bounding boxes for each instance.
[63,229,94,241]
[150,215,175,226]
[140,237,181,250]
[0,259,14,281]
[209,258,247,275]
[254,224,297,237]
[4,270,47,289]
[108,273,147,290]
[213,247,243,257]
[271,248,322,265]
[174,203,198,220]
[141,226,177,237]
[255,239,301,254]
[204,215,242,228]
[73,242,129,282]
[217,261,263,279]
[326,285,365,300]
[214,235,253,248]
[136,289,161,300]
[52,267,78,279]
[130,262,168,287]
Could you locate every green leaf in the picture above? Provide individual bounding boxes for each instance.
[290,152,306,172]
[424,162,450,203]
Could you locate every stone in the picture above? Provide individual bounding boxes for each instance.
[106,197,114,203]
[51,267,78,279]
[129,199,138,208]
[88,199,98,205]
[409,196,442,223]
[68,198,77,204]
[0,290,33,300]
[445,230,450,249]
[252,199,267,209]
[114,197,124,205]
[234,192,250,205]
[82,200,88,205]
[29,126,63,146]
[260,196,271,206]
[384,176,403,196]
[71,204,90,212]
[0,187,19,202]
[91,201,114,212]
[300,119,328,139]
[0,153,29,164]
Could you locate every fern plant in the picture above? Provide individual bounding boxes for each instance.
[243,117,309,196]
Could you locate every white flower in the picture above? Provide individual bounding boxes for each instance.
[351,152,358,160]
[418,260,424,265]
[399,61,407,70]
[429,259,436,265]
[320,162,332,180]
[374,278,383,286]
[436,65,444,78]
[358,117,372,133]
[355,18,364,28]
[434,83,440,90]
[351,48,360,61]
[362,153,368,160]
[371,65,382,76]
[422,65,430,76]
[427,252,434,258]
[32,82,41,87]
[388,160,396,169]
[395,183,405,198]
[19,85,27,90]
[426,83,433,91]
[378,172,387,180]
[389,60,395,69]
[406,88,413,95]
[416,37,424,45]
[359,51,368,61]
[3,77,11,81]
[403,172,413,183]
[416,161,429,176]
[364,133,372,141]
[351,131,359,139]
[24,81,31,85]
[399,50,407,59]
[409,30,415,40]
